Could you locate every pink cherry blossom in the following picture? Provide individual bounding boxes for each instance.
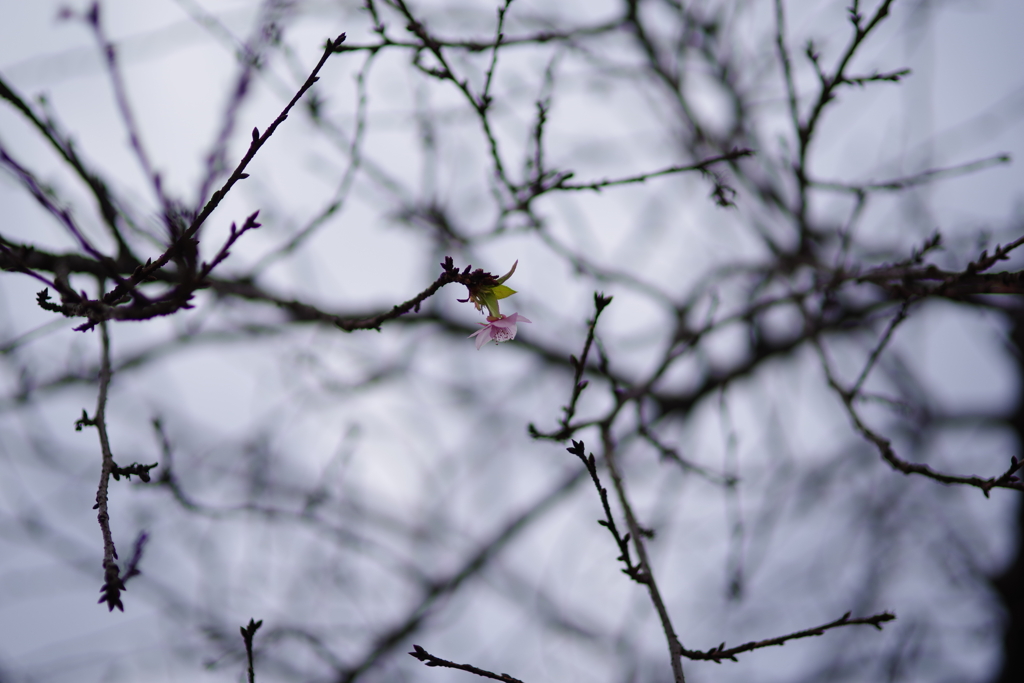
[468,313,531,349]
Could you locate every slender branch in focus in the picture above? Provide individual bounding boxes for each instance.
[89,33,349,325]
[565,440,644,583]
[76,319,126,610]
[409,645,524,683]
[598,426,687,683]
[681,611,896,662]
[553,293,613,439]
[241,618,264,683]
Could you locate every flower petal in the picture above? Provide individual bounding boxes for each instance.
[468,326,492,349]
[467,312,530,349]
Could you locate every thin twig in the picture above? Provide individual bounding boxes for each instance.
[337,468,587,683]
[241,618,264,683]
[813,154,1011,193]
[556,293,613,437]
[409,645,524,683]
[84,319,126,610]
[94,33,348,318]
[121,531,149,584]
[252,50,377,272]
[599,426,687,683]
[850,301,910,397]
[554,150,752,192]
[0,73,135,258]
[815,337,1024,495]
[565,440,644,583]
[336,19,623,54]
[84,2,170,213]
[859,234,1024,298]
[395,0,515,195]
[195,211,263,282]
[191,0,294,207]
[681,611,896,662]
[0,144,130,294]
[773,0,800,138]
[480,1,513,109]
[799,0,897,158]
[637,422,736,486]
